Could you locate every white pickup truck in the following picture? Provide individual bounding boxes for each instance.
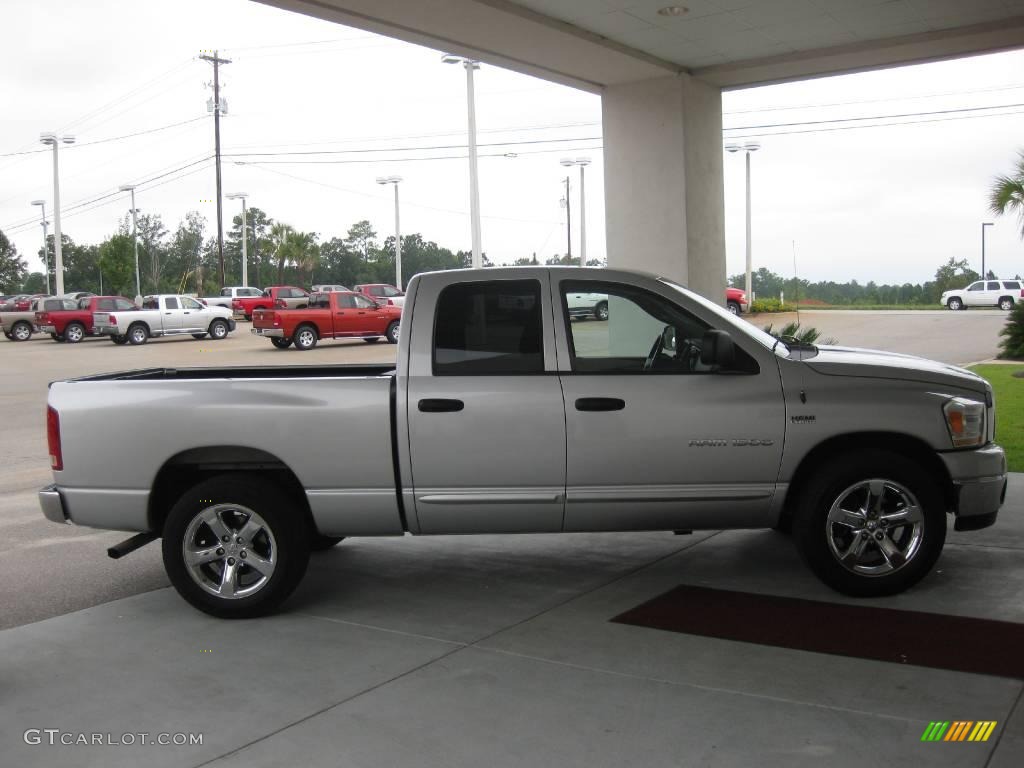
[39,267,1007,618]
[93,294,236,345]
[200,286,265,310]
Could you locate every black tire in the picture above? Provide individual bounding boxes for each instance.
[244,314,252,322]
[161,473,311,618]
[270,337,292,349]
[794,450,946,597]
[947,297,963,311]
[363,337,381,344]
[51,333,64,342]
[208,319,229,340]
[294,324,318,351]
[385,321,400,345]
[127,323,149,345]
[594,301,609,321]
[63,322,86,343]
[3,331,13,340]
[310,534,345,551]
[727,301,741,316]
[296,304,308,310]
[111,334,129,345]
[11,321,32,342]
[999,297,1014,311]
[192,333,208,339]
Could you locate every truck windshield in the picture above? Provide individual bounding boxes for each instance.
[658,278,787,356]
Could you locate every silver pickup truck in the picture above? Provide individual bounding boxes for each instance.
[39,267,1007,618]
[93,294,236,345]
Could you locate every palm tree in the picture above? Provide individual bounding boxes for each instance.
[989,151,1024,237]
[269,223,294,284]
[290,232,320,286]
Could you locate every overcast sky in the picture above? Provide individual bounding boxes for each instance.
[1,0,1022,287]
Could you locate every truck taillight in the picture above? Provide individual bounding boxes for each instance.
[108,314,117,326]
[47,406,63,471]
[232,300,242,309]
[273,315,280,326]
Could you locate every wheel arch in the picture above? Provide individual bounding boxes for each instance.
[148,446,317,535]
[780,432,956,524]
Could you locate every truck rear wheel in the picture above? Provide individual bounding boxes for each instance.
[385,321,400,344]
[294,325,318,351]
[51,333,64,342]
[127,324,149,345]
[363,337,380,344]
[64,322,86,343]
[311,534,345,551]
[111,334,128,345]
[162,474,311,618]
[11,321,32,341]
[270,337,292,349]
[794,451,946,597]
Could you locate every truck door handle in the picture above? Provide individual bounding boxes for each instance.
[575,397,625,412]
[418,398,464,413]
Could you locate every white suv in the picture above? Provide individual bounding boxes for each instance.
[942,280,1023,311]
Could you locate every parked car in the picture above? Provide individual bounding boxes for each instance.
[201,286,265,311]
[942,279,1024,311]
[726,287,748,315]
[61,291,97,302]
[311,284,351,293]
[39,267,1006,618]
[252,291,401,349]
[36,295,138,343]
[232,286,309,319]
[92,294,236,345]
[355,283,405,307]
[2,297,69,341]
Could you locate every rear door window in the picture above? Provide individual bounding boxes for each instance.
[433,280,543,375]
[987,281,1000,291]
[165,297,179,310]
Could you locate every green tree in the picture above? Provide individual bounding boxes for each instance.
[932,257,979,301]
[269,223,295,284]
[0,229,27,292]
[98,234,137,297]
[164,212,208,294]
[998,301,1024,359]
[226,206,273,287]
[290,231,320,286]
[22,272,46,293]
[344,220,377,262]
[46,234,102,294]
[989,151,1024,238]
[318,237,363,286]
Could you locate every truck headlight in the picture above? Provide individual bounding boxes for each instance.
[943,397,986,447]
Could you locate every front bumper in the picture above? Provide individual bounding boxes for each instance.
[939,444,1007,523]
[227,319,237,331]
[39,484,70,524]
[252,327,284,338]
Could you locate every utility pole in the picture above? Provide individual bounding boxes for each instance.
[200,50,231,288]
[563,176,572,261]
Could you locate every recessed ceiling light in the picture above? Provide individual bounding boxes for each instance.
[657,5,689,16]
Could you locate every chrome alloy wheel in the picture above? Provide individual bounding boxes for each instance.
[825,479,924,576]
[182,504,277,599]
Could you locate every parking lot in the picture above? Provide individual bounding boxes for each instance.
[1,309,1020,767]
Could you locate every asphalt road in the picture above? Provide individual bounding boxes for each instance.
[0,308,1009,629]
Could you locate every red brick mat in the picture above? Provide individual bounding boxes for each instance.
[611,585,1024,678]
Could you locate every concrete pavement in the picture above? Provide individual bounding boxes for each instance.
[2,477,1021,767]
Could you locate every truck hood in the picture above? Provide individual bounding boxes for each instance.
[799,345,988,395]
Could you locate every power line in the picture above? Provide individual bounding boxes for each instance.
[225,135,602,158]
[723,101,1024,131]
[231,144,604,165]
[69,116,208,149]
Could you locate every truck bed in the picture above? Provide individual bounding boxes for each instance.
[68,364,397,382]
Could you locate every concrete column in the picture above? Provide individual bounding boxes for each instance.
[602,73,726,304]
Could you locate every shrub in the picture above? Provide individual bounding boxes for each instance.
[750,298,794,313]
[998,301,1024,359]
[762,321,837,346]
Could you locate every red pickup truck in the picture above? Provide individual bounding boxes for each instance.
[36,295,138,343]
[231,285,311,320]
[252,291,401,350]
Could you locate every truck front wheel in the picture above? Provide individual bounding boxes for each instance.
[162,474,311,618]
[208,319,229,340]
[794,451,946,597]
[386,321,400,344]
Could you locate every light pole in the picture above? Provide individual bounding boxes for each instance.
[31,200,50,294]
[39,132,75,295]
[981,222,994,279]
[118,184,142,301]
[441,54,483,268]
[560,158,591,266]
[376,176,403,288]
[725,141,760,311]
[226,193,249,286]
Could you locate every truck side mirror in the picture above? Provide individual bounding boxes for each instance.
[700,330,735,369]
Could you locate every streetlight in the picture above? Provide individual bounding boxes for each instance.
[30,200,50,294]
[118,184,142,302]
[39,132,75,295]
[441,53,483,268]
[560,158,592,267]
[725,141,760,311]
[981,222,994,279]
[375,176,403,289]
[226,193,249,286]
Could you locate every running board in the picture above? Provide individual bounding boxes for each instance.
[107,532,159,559]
